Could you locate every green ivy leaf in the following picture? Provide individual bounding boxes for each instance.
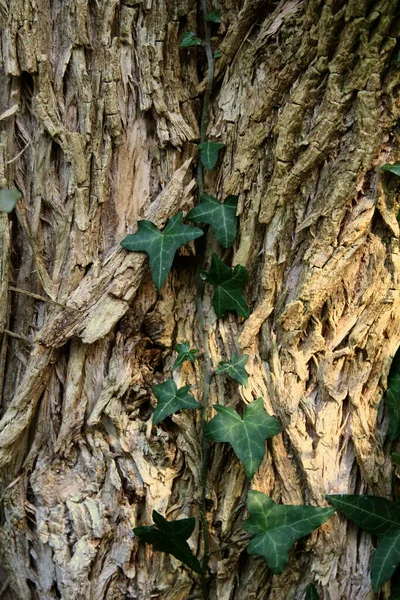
[205,398,281,478]
[186,194,238,248]
[382,162,400,176]
[173,342,199,370]
[327,495,400,591]
[133,510,202,574]
[245,491,335,573]
[206,10,221,23]
[180,31,202,47]
[385,349,400,441]
[201,253,249,318]
[215,353,249,386]
[152,379,201,425]
[198,142,225,170]
[120,213,203,290]
[305,584,320,600]
[0,188,22,213]
[214,49,222,59]
[393,453,400,466]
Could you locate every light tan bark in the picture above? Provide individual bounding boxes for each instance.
[0,0,399,599]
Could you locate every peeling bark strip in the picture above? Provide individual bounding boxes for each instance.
[0,1,399,599]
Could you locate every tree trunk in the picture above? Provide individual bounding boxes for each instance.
[0,0,399,598]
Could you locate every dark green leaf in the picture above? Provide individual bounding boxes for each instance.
[180,31,202,47]
[133,510,202,573]
[215,353,249,386]
[382,162,400,177]
[206,10,221,23]
[173,342,199,370]
[206,398,281,478]
[385,350,400,441]
[393,453,400,466]
[327,495,400,591]
[152,379,201,425]
[214,50,222,59]
[244,491,335,572]
[186,194,238,248]
[0,188,22,213]
[305,584,320,600]
[371,529,400,591]
[120,212,203,290]
[198,142,225,170]
[201,253,249,318]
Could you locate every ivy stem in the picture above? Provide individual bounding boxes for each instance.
[196,1,215,598]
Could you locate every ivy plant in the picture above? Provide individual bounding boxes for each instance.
[173,342,199,370]
[215,353,249,385]
[152,379,201,425]
[0,187,21,213]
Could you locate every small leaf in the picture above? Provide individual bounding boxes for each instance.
[180,31,202,47]
[133,510,202,573]
[120,213,203,290]
[198,142,225,170]
[385,349,400,441]
[214,50,222,58]
[382,162,400,177]
[201,253,249,318]
[327,495,400,591]
[392,453,400,466]
[215,353,249,386]
[206,10,221,23]
[173,342,199,370]
[244,491,335,572]
[186,194,238,248]
[0,188,22,213]
[305,584,320,600]
[206,398,281,478]
[152,379,201,425]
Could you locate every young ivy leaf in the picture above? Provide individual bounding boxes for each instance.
[205,398,281,479]
[152,379,201,425]
[120,213,203,291]
[245,491,335,572]
[385,349,400,441]
[206,10,221,23]
[215,353,249,386]
[327,495,400,591]
[381,162,400,176]
[201,253,249,318]
[186,194,238,248]
[198,142,225,170]
[179,31,202,47]
[305,584,320,600]
[133,510,202,574]
[173,342,199,370]
[0,188,22,213]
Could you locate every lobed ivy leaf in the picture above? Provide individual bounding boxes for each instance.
[393,453,400,466]
[180,31,202,47]
[215,353,249,386]
[385,349,400,441]
[173,342,199,370]
[327,495,400,591]
[120,213,203,291]
[205,398,281,479]
[0,188,22,213]
[245,491,335,573]
[381,162,400,177]
[152,379,201,425]
[198,142,225,170]
[202,253,249,318]
[206,10,221,23]
[133,510,202,573]
[186,193,238,248]
[305,584,320,600]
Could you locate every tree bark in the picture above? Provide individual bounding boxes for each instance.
[0,0,399,599]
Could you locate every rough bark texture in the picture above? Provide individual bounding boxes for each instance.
[0,0,399,599]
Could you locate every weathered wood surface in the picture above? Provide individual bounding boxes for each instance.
[0,0,399,598]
